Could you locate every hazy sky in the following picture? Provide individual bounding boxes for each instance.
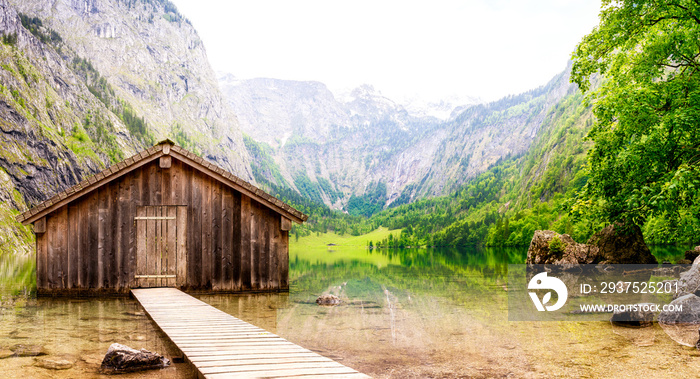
[170,0,601,102]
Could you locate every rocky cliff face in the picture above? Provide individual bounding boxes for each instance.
[220,75,349,148]
[417,68,575,198]
[222,68,576,211]
[0,0,253,257]
[11,0,252,179]
[222,76,446,209]
[0,0,144,255]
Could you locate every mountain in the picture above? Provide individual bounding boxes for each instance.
[0,0,251,257]
[393,94,482,120]
[219,74,349,148]
[220,66,576,214]
[11,0,252,178]
[415,68,575,198]
[221,76,447,210]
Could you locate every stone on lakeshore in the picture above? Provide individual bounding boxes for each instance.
[526,223,657,265]
[694,254,700,265]
[100,343,170,373]
[685,249,700,263]
[526,230,597,265]
[586,223,657,264]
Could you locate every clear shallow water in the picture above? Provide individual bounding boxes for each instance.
[1,245,698,378]
[0,297,196,377]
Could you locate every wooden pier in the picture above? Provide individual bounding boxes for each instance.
[132,288,369,378]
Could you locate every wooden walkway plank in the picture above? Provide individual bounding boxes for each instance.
[131,288,370,379]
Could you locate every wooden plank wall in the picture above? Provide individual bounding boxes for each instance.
[36,158,290,295]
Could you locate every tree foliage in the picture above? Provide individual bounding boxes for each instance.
[571,0,700,229]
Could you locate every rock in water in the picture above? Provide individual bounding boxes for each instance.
[10,344,47,357]
[685,249,700,262]
[610,303,656,328]
[100,343,170,373]
[526,230,598,264]
[658,294,700,346]
[660,294,700,324]
[34,356,74,370]
[0,349,14,359]
[316,294,341,305]
[586,223,657,264]
[673,263,700,299]
[526,223,657,265]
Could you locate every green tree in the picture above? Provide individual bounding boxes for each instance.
[571,0,700,229]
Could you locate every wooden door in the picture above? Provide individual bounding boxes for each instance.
[135,206,187,287]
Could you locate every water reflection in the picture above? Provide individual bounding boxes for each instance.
[0,244,697,378]
[226,245,700,378]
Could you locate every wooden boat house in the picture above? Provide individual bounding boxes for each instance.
[17,140,307,295]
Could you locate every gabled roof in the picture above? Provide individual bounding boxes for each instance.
[17,140,308,225]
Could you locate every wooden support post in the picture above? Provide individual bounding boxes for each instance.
[34,217,46,234]
[280,216,292,231]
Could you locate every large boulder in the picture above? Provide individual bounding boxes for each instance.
[526,230,598,264]
[659,294,700,347]
[527,223,657,265]
[100,343,170,374]
[586,223,657,264]
[685,248,700,262]
[672,258,700,299]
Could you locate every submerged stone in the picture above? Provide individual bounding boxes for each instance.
[316,294,341,306]
[127,334,147,341]
[100,343,170,373]
[34,356,75,370]
[10,344,47,357]
[0,349,13,359]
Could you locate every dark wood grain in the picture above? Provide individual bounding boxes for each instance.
[34,156,295,294]
[222,191,233,290]
[240,195,251,291]
[212,181,222,290]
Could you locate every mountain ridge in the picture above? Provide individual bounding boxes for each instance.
[11,0,253,180]
[221,65,577,213]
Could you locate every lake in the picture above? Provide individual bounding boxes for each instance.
[1,244,698,378]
